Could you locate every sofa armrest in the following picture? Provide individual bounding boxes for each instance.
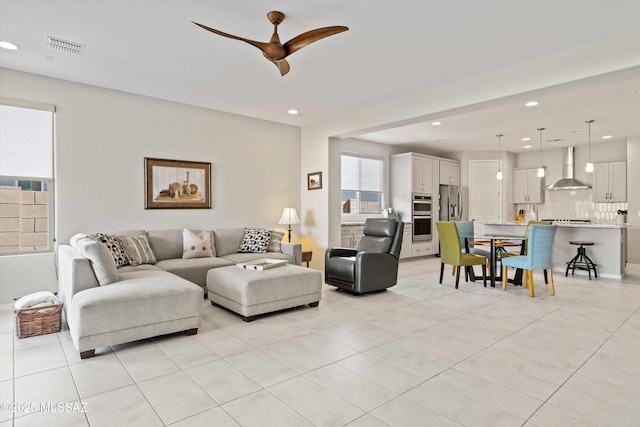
[281,242,302,265]
[57,245,100,309]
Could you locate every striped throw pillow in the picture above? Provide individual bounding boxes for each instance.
[118,235,156,266]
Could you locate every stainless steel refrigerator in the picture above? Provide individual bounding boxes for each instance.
[439,184,463,221]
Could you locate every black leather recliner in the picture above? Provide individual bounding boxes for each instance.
[325,218,404,294]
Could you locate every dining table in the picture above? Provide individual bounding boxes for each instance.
[468,234,525,288]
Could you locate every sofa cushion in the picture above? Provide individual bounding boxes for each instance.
[266,230,285,253]
[213,228,245,256]
[238,228,271,253]
[94,233,130,267]
[70,233,119,286]
[146,229,183,261]
[118,235,157,266]
[182,228,213,259]
[155,257,234,287]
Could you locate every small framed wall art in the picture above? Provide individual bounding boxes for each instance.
[145,157,211,209]
[307,171,322,190]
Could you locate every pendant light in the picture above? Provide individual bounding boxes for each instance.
[537,128,545,177]
[496,134,503,180]
[585,119,594,173]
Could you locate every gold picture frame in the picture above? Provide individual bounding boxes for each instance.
[307,171,322,190]
[145,158,211,209]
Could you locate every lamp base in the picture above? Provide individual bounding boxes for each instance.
[287,226,292,243]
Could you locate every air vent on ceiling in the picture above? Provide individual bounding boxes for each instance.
[45,36,85,55]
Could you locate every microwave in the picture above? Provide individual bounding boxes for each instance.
[412,194,432,216]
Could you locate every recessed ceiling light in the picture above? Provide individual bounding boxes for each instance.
[521,137,531,141]
[523,145,532,149]
[525,101,539,107]
[602,135,612,139]
[287,109,299,115]
[431,121,441,126]
[0,41,18,50]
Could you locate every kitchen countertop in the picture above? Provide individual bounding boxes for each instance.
[486,222,630,229]
[341,222,365,226]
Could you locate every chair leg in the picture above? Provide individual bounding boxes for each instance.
[544,269,548,284]
[487,259,491,276]
[548,268,555,295]
[451,265,456,276]
[455,266,461,289]
[440,263,445,284]
[482,263,487,287]
[528,270,535,297]
[523,270,529,289]
[502,265,508,290]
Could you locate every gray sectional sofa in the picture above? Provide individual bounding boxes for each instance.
[57,227,301,358]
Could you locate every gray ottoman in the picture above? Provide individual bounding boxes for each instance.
[207,264,322,321]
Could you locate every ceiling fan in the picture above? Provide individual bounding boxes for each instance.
[193,11,348,76]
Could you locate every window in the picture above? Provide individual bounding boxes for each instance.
[0,101,55,253]
[341,154,383,214]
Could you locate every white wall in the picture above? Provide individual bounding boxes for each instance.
[627,136,640,263]
[0,68,300,304]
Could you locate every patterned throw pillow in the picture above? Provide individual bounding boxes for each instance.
[118,235,157,266]
[94,233,130,267]
[266,230,285,253]
[238,228,272,253]
[182,228,213,259]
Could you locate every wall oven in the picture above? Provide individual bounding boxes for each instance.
[413,216,432,242]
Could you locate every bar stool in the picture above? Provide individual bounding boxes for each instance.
[565,241,597,279]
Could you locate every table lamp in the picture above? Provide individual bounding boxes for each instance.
[278,207,300,243]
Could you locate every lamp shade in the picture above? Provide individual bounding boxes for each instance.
[278,207,300,225]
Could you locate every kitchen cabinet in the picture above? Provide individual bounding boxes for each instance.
[513,168,544,204]
[412,156,434,194]
[411,240,433,257]
[400,223,412,259]
[439,160,460,185]
[593,161,626,202]
[341,224,363,249]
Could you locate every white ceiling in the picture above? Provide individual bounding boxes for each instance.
[1,0,640,153]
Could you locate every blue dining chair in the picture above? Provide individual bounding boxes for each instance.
[501,225,558,297]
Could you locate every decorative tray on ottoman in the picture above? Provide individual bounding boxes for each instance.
[236,259,288,270]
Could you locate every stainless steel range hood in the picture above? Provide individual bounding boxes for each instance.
[545,146,591,191]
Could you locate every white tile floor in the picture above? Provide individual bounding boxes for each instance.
[1,258,640,426]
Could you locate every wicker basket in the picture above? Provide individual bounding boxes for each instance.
[15,303,62,339]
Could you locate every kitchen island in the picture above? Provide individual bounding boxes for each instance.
[484,222,628,279]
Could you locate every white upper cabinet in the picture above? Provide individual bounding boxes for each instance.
[513,168,544,204]
[412,156,433,194]
[439,160,460,185]
[593,161,626,202]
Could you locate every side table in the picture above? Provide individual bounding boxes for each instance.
[301,251,312,267]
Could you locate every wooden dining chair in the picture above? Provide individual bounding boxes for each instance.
[501,225,558,297]
[436,222,487,289]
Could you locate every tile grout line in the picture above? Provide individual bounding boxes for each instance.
[520,304,640,427]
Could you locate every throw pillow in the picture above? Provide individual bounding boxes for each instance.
[118,235,157,266]
[94,233,130,267]
[182,228,213,259]
[266,230,285,252]
[70,233,119,285]
[238,228,271,253]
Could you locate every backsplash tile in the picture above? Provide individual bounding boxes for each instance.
[516,190,628,223]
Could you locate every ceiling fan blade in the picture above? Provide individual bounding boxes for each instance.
[192,21,272,53]
[263,53,290,76]
[284,26,348,57]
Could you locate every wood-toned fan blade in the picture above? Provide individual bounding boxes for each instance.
[263,53,290,76]
[284,26,348,56]
[192,21,271,53]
